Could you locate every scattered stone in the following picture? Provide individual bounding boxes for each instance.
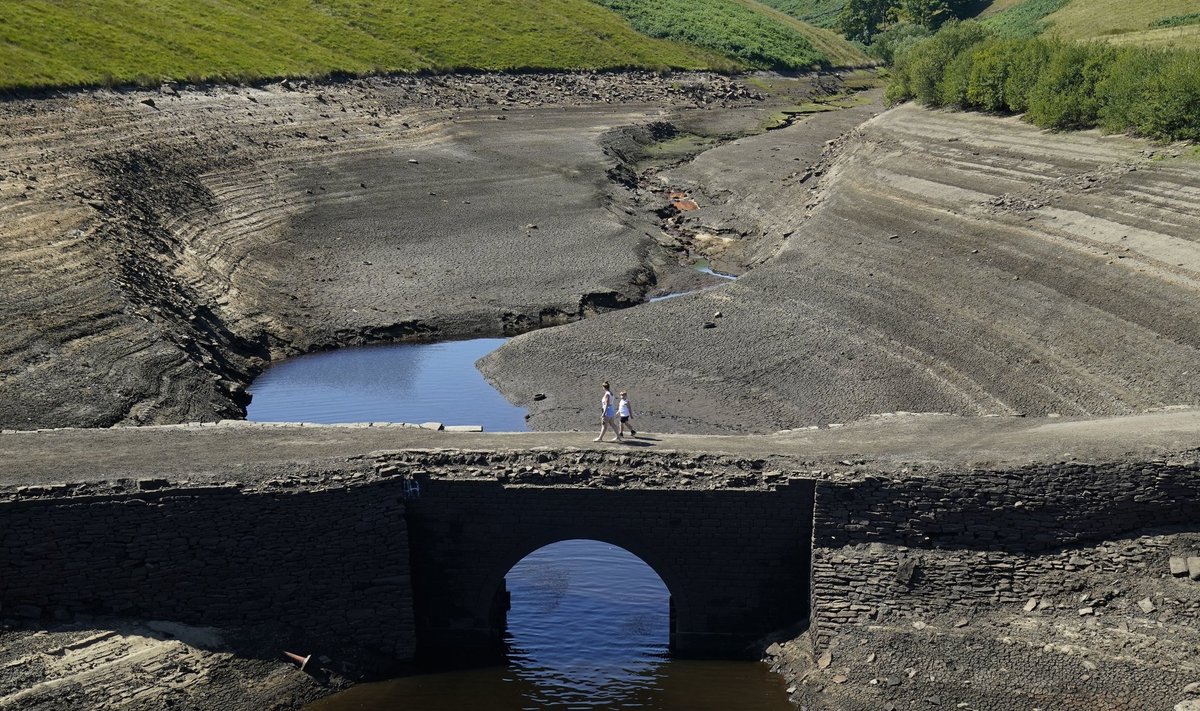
[532,393,547,401]
[1078,607,1094,616]
[525,224,538,230]
[1171,557,1189,577]
[1176,701,1200,711]
[831,674,848,684]
[139,97,157,108]
[407,159,419,164]
[866,652,876,663]
[912,620,928,630]
[1189,557,1200,580]
[702,321,717,329]
[1024,598,1039,612]
[1138,598,1157,614]
[1183,682,1200,694]
[953,618,969,628]
[888,234,899,239]
[765,643,782,657]
[713,311,723,318]
[817,651,832,669]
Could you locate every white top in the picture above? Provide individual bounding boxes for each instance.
[602,391,615,417]
[618,398,631,417]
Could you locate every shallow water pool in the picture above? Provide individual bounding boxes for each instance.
[245,338,528,431]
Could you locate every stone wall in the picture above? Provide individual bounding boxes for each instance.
[810,458,1200,644]
[0,481,415,669]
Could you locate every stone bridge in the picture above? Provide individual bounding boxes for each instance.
[405,475,814,661]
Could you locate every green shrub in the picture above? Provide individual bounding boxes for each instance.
[884,21,1200,141]
[1025,42,1115,130]
[887,20,986,105]
[1001,38,1051,113]
[1137,51,1200,141]
[1152,12,1200,29]
[869,22,932,64]
[964,38,1015,111]
[939,45,975,107]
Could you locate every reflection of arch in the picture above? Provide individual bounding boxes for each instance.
[483,538,676,653]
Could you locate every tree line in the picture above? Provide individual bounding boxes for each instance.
[885,21,1200,142]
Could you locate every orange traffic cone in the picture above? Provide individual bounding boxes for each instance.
[283,651,313,672]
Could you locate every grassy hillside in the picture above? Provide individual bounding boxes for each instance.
[591,0,842,69]
[0,0,737,90]
[977,0,1200,46]
[756,0,847,28]
[1044,0,1200,46]
[731,0,874,66]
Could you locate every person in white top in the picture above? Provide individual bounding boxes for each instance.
[594,380,622,442]
[617,391,636,437]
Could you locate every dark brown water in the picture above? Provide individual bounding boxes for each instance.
[303,540,793,711]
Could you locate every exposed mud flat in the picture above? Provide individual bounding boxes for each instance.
[0,71,779,431]
[484,103,1200,433]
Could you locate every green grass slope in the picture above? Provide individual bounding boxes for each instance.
[0,0,738,90]
[755,0,847,29]
[976,0,1200,47]
[732,0,873,66]
[593,0,833,69]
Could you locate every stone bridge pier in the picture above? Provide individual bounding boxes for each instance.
[403,476,815,662]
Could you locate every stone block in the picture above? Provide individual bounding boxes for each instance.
[1190,557,1200,581]
[444,425,483,433]
[1137,598,1156,614]
[420,422,445,431]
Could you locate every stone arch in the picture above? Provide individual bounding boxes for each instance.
[475,535,684,652]
[403,478,814,663]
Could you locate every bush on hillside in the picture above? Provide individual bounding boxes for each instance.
[885,20,985,105]
[868,22,931,64]
[1024,42,1115,130]
[886,21,1200,142]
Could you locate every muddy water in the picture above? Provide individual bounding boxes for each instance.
[245,338,528,431]
[304,540,792,711]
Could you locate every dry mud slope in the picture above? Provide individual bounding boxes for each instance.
[0,73,762,430]
[484,104,1200,433]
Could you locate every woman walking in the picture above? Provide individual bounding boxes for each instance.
[594,381,622,442]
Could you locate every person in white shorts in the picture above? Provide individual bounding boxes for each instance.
[594,380,622,442]
[618,391,636,437]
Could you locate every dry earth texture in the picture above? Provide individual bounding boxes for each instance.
[3,74,1198,435]
[0,72,771,430]
[483,102,1200,433]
